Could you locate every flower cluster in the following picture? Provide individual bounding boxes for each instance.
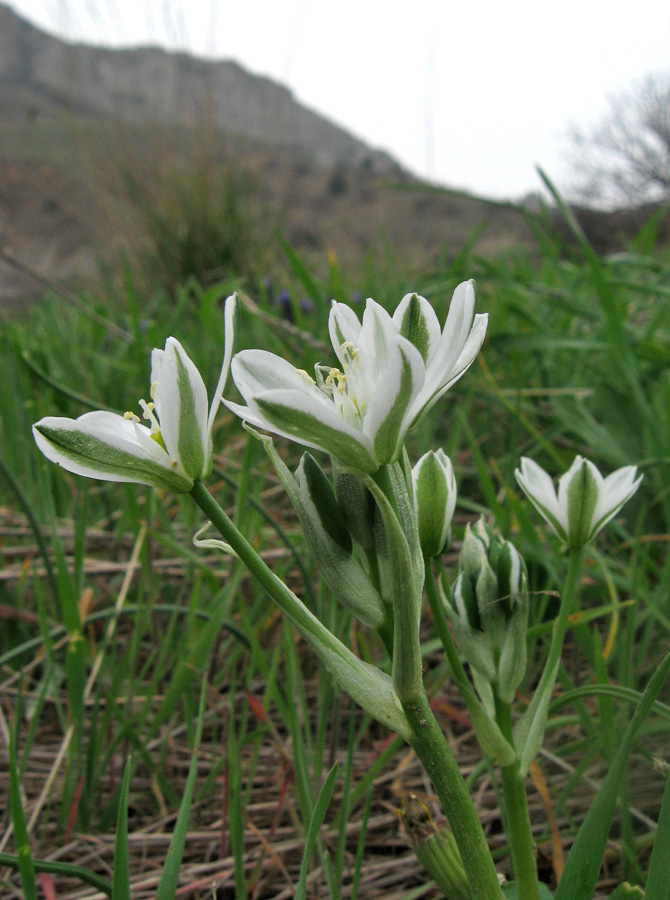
[226,282,487,473]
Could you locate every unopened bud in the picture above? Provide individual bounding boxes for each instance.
[447,519,529,702]
[412,449,457,557]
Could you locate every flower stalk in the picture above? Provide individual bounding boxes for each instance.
[188,479,411,740]
[514,547,585,776]
[402,692,505,900]
[494,695,540,900]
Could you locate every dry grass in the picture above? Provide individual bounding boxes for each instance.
[0,503,658,899]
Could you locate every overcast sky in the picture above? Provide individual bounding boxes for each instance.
[6,0,670,199]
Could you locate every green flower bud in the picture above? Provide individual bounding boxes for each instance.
[412,449,457,557]
[401,796,471,900]
[446,519,529,702]
[333,468,377,550]
[297,454,352,553]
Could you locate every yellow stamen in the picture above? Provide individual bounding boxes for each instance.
[295,368,315,385]
[124,411,140,422]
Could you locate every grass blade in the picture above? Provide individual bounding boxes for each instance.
[644,765,670,900]
[112,758,133,900]
[156,679,207,899]
[0,853,113,896]
[554,651,670,900]
[8,694,38,900]
[295,761,340,900]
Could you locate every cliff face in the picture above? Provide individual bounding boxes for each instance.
[0,3,398,172]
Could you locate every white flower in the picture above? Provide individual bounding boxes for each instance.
[227,281,487,473]
[515,455,643,547]
[33,294,239,492]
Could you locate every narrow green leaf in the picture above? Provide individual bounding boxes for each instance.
[644,765,670,900]
[554,651,670,900]
[9,705,38,900]
[295,762,340,900]
[0,853,113,896]
[156,680,207,900]
[112,759,133,900]
[279,236,325,305]
[503,882,554,899]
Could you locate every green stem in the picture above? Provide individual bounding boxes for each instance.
[424,557,516,765]
[515,546,585,776]
[190,480,350,658]
[494,696,540,900]
[403,692,505,900]
[424,555,477,696]
[189,480,411,740]
[544,547,584,682]
[192,480,502,899]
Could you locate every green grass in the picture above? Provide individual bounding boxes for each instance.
[1,199,670,898]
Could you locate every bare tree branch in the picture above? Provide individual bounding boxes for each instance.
[566,71,670,208]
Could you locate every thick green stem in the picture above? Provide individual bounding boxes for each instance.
[495,696,540,900]
[192,480,502,899]
[403,691,504,900]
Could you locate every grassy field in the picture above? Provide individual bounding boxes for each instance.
[1,190,670,899]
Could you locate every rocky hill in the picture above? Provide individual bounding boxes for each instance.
[0,4,398,173]
[1,4,657,311]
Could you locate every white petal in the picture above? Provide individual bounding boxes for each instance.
[159,338,209,466]
[428,280,476,375]
[232,349,322,398]
[227,390,377,472]
[418,312,488,414]
[39,411,145,454]
[362,337,425,464]
[392,293,442,363]
[150,348,165,420]
[329,302,362,363]
[515,457,567,539]
[556,455,586,521]
[207,292,239,437]
[357,299,397,374]
[32,413,190,490]
[591,466,643,534]
[517,458,560,513]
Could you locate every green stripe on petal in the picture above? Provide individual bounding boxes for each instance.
[174,348,206,480]
[396,293,432,362]
[567,461,599,547]
[526,495,569,543]
[34,424,193,492]
[370,345,417,466]
[254,395,378,473]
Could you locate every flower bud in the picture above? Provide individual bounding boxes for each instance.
[297,453,352,553]
[333,468,377,550]
[447,520,528,703]
[400,795,471,900]
[412,449,457,557]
